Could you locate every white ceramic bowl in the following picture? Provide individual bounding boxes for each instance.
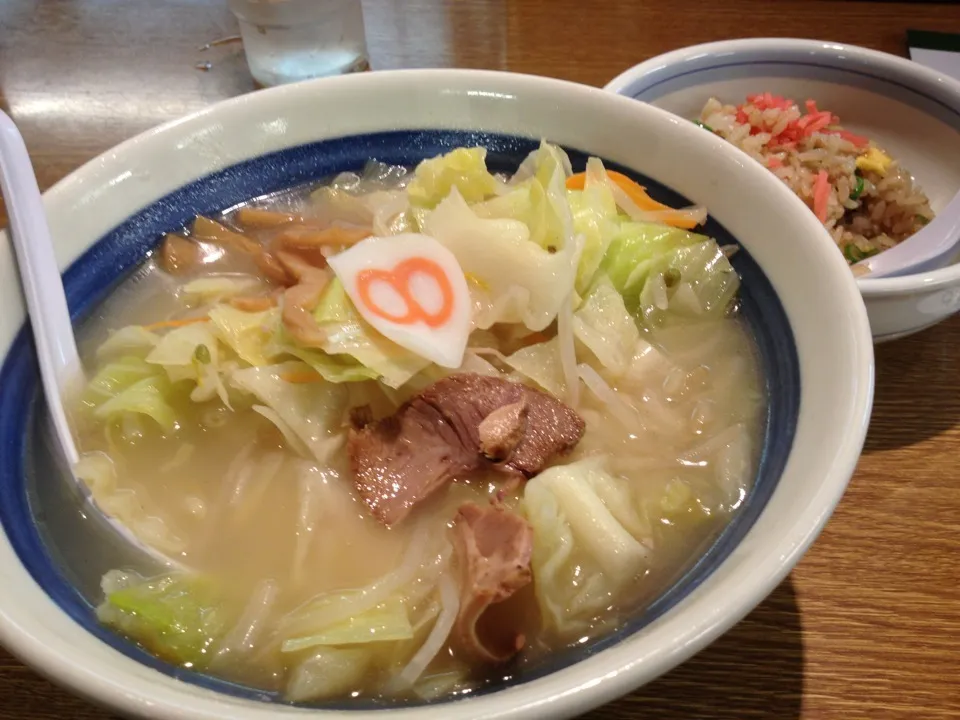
[604,38,960,342]
[0,69,873,718]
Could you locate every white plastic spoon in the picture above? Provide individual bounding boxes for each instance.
[0,109,180,570]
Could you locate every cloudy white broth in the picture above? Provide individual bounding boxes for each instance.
[57,142,765,702]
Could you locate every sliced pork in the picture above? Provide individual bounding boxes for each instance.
[450,502,533,664]
[348,373,585,526]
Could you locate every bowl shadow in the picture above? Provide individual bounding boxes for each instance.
[580,576,803,720]
[862,314,960,453]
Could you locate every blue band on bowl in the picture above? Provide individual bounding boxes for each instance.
[619,58,960,131]
[0,130,800,709]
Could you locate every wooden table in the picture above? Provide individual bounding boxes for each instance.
[2,0,960,717]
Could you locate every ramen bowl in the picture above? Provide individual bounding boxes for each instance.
[0,69,873,719]
[604,38,960,342]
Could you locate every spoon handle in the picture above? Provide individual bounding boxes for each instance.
[0,110,82,465]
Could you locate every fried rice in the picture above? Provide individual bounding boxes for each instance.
[699,93,934,273]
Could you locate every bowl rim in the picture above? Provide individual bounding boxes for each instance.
[602,36,960,297]
[0,67,875,719]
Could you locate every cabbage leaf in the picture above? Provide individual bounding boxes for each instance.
[230,363,347,463]
[407,147,498,209]
[521,457,649,633]
[95,327,161,361]
[208,305,279,367]
[76,453,186,554]
[96,570,227,669]
[504,337,565,398]
[599,219,739,326]
[572,276,640,376]
[285,647,373,702]
[145,322,229,405]
[424,189,582,332]
[568,183,619,294]
[82,355,159,406]
[83,355,179,433]
[281,597,413,653]
[636,241,740,326]
[92,375,178,432]
[473,141,576,256]
[601,221,707,294]
[306,278,430,387]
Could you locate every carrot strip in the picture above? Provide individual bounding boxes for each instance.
[605,171,666,210]
[607,172,704,229]
[812,170,830,223]
[235,207,304,229]
[143,316,208,331]
[566,170,700,229]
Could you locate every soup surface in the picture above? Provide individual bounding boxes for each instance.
[47,143,765,703]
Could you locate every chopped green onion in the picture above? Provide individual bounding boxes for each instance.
[849,175,865,201]
[916,214,930,226]
[693,120,715,133]
[843,244,879,264]
[193,344,211,364]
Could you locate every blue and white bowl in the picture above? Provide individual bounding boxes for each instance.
[0,69,873,718]
[605,38,960,342]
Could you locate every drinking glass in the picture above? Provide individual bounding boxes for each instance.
[228,0,370,87]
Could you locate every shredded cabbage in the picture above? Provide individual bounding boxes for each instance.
[277,335,382,384]
[96,570,227,668]
[636,241,740,326]
[407,147,498,209]
[76,453,186,554]
[310,186,375,226]
[521,457,649,633]
[145,323,229,406]
[82,355,159,405]
[504,337,565,398]
[285,648,373,702]
[569,184,619,294]
[210,579,278,666]
[208,305,279,367]
[572,276,640,376]
[92,374,178,432]
[472,141,575,254]
[277,524,438,641]
[473,179,559,250]
[598,218,739,326]
[390,574,459,690]
[510,140,573,187]
[231,363,347,463]
[308,279,430,388]
[281,597,413,653]
[424,189,582,332]
[95,327,160,361]
[601,222,707,294]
